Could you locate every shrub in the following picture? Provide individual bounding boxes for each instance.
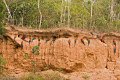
[0,76,18,80]
[0,26,5,35]
[21,73,44,80]
[0,55,6,74]
[0,2,5,35]
[31,60,36,73]
[42,71,66,80]
[24,53,29,60]
[32,45,40,55]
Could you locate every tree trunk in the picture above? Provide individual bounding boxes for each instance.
[60,0,64,26]
[38,0,42,29]
[21,16,23,27]
[2,0,12,21]
[67,1,71,27]
[110,0,114,22]
[63,6,67,25]
[67,6,70,27]
[90,2,93,28]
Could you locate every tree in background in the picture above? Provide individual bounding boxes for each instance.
[2,0,13,24]
[38,0,42,29]
[0,1,5,35]
[60,0,71,27]
[3,0,120,32]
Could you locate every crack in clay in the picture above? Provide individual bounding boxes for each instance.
[74,39,77,47]
[68,39,71,48]
[113,39,116,54]
[81,37,90,46]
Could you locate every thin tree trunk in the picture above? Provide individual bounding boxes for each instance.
[39,12,42,29]
[2,0,12,20]
[109,0,115,28]
[90,2,93,28]
[21,16,23,27]
[13,8,17,25]
[63,6,67,25]
[60,0,64,25]
[67,0,71,27]
[13,2,18,25]
[110,0,114,22]
[38,0,42,29]
[67,6,70,27]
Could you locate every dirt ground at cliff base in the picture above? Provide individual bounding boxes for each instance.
[0,69,118,80]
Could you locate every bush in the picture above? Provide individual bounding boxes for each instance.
[32,45,40,55]
[24,53,29,60]
[0,76,18,80]
[0,55,6,74]
[21,74,44,80]
[41,71,66,80]
[0,2,5,35]
[0,26,5,35]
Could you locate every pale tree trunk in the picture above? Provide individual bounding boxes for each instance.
[38,0,42,29]
[67,1,71,27]
[21,16,23,27]
[109,0,115,28]
[110,0,114,22]
[90,1,94,28]
[13,2,18,25]
[90,0,96,28]
[60,0,71,27]
[63,6,67,25]
[2,0,12,23]
[13,8,17,25]
[60,0,64,24]
[21,2,25,28]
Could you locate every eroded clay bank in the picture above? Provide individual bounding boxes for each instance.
[1,26,120,73]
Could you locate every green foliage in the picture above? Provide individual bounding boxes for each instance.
[2,0,120,32]
[32,45,40,55]
[24,53,29,59]
[21,72,66,80]
[0,55,6,74]
[0,76,18,80]
[31,60,36,73]
[0,2,4,13]
[42,71,66,80]
[21,73,44,80]
[0,2,5,35]
[0,55,6,66]
[0,26,5,35]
